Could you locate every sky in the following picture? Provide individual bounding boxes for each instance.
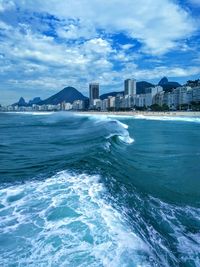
[0,0,200,105]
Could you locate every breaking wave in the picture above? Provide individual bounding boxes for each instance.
[0,171,150,267]
[133,114,200,123]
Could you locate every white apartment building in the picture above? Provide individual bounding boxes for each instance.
[108,96,116,108]
[101,99,109,111]
[124,79,136,96]
[72,100,84,110]
[192,86,200,102]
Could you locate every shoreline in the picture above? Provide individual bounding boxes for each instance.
[1,110,200,117]
[77,111,200,117]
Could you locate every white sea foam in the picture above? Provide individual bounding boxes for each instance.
[106,133,133,144]
[0,171,149,267]
[76,112,200,124]
[31,112,55,115]
[118,135,134,144]
[133,115,200,123]
[108,114,134,119]
[5,111,54,115]
[141,195,200,266]
[76,113,133,121]
[116,120,129,129]
[106,131,134,145]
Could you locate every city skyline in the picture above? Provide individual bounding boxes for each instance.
[0,75,193,105]
[1,78,200,112]
[0,75,199,106]
[0,0,200,105]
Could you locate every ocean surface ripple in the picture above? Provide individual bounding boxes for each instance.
[0,112,200,267]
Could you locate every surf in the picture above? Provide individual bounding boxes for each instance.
[0,171,150,267]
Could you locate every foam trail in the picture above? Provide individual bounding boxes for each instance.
[133,115,200,123]
[0,171,150,266]
[116,120,129,129]
[5,111,54,115]
[76,112,200,124]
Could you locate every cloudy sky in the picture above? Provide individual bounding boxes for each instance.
[0,0,200,104]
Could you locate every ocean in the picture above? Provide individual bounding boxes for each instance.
[0,112,200,267]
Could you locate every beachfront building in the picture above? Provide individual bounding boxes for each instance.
[169,86,193,109]
[101,99,109,111]
[145,86,163,96]
[124,79,136,96]
[64,102,73,110]
[89,83,99,107]
[93,99,101,110]
[96,86,163,111]
[135,94,145,107]
[153,91,165,106]
[36,104,61,111]
[192,86,200,102]
[171,86,191,108]
[72,100,85,110]
[123,95,130,108]
[61,101,72,111]
[163,92,175,109]
[108,96,116,109]
[153,85,200,110]
[178,87,192,106]
[115,94,123,110]
[144,86,163,107]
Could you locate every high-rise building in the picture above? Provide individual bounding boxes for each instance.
[124,79,136,96]
[89,83,99,106]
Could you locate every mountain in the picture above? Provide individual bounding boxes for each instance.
[12,97,27,107]
[28,97,42,106]
[158,77,168,86]
[100,91,123,100]
[39,87,87,105]
[158,77,181,92]
[136,81,155,94]
[162,82,181,92]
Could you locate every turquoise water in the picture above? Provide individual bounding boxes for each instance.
[0,112,200,266]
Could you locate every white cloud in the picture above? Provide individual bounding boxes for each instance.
[121,44,135,50]
[13,0,197,55]
[56,21,97,40]
[0,20,117,103]
[0,20,12,30]
[132,66,200,80]
[0,0,15,12]
[0,23,104,67]
[84,38,113,55]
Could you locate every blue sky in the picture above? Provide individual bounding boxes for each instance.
[0,0,199,105]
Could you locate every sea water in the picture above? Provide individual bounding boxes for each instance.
[0,112,200,266]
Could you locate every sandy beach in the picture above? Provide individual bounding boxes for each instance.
[77,111,200,117]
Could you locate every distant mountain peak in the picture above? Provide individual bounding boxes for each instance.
[158,77,181,92]
[28,97,42,105]
[39,86,87,105]
[12,97,27,106]
[158,77,168,85]
[19,97,26,103]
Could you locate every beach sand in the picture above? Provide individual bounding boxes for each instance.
[77,111,200,117]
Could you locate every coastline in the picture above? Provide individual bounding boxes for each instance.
[77,111,200,117]
[1,110,200,117]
